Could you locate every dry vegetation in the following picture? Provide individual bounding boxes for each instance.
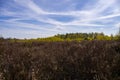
[0,40,120,80]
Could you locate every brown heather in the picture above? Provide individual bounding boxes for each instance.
[0,40,120,80]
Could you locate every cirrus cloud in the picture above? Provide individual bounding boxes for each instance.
[0,0,120,38]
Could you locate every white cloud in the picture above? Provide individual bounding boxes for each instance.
[4,0,120,26]
[115,23,120,28]
[1,28,55,39]
[98,13,120,19]
[1,0,120,38]
[92,0,116,13]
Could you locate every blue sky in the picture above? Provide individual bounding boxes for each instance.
[0,0,120,39]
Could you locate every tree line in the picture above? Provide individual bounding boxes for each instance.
[0,29,120,42]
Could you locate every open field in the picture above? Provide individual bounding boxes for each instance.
[0,40,120,80]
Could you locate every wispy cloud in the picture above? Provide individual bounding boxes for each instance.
[115,23,120,28]
[0,0,120,38]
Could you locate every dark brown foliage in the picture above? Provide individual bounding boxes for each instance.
[0,40,120,80]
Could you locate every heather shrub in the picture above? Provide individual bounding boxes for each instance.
[0,40,120,80]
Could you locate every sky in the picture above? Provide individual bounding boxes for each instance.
[0,0,120,39]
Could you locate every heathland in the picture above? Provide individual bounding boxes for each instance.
[0,32,120,80]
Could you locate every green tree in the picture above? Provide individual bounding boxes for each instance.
[110,34,114,40]
[115,27,120,40]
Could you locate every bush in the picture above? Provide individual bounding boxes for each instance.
[0,40,120,80]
